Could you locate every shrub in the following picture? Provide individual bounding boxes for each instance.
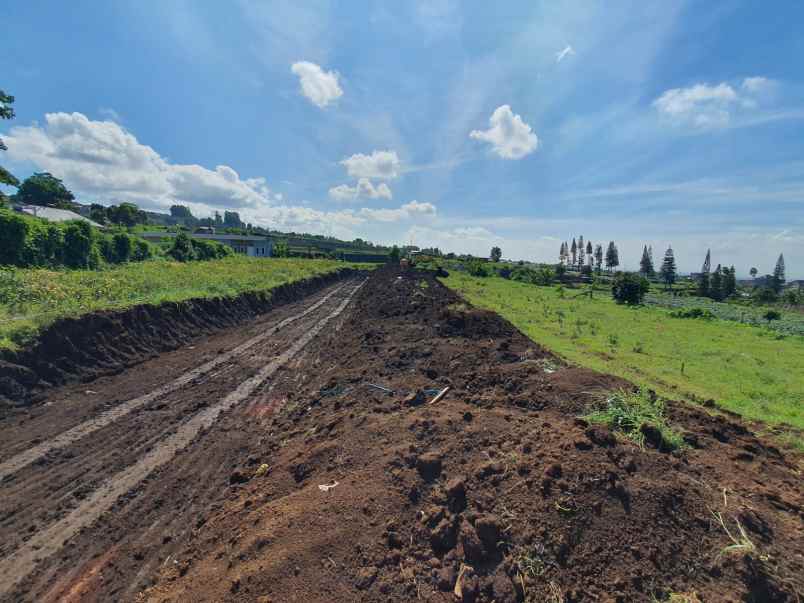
[467,259,488,277]
[611,272,649,305]
[132,238,155,262]
[193,238,233,260]
[763,309,781,324]
[113,232,133,263]
[670,307,716,320]
[0,210,28,265]
[62,221,97,268]
[168,232,196,262]
[753,288,778,303]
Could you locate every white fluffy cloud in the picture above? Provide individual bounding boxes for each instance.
[653,77,776,128]
[4,112,438,242]
[329,178,392,202]
[470,105,539,159]
[5,112,280,211]
[290,61,343,108]
[359,200,436,222]
[340,150,400,180]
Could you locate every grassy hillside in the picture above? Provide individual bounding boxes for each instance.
[443,272,803,446]
[0,257,370,350]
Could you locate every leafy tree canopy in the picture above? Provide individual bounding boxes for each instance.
[16,172,76,209]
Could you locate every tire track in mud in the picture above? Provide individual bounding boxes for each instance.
[0,278,366,599]
[0,281,349,483]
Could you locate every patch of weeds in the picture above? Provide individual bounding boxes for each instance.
[584,388,685,451]
[632,341,645,354]
[607,333,619,348]
[417,279,429,289]
[514,544,548,579]
[651,592,702,603]
[711,510,757,558]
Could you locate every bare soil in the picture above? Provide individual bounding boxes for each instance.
[1,267,801,602]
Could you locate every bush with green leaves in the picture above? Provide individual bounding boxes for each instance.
[467,259,488,277]
[0,208,157,269]
[611,271,649,305]
[670,307,716,320]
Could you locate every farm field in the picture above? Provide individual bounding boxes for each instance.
[0,256,369,350]
[442,272,804,445]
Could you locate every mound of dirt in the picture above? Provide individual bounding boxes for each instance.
[141,266,802,602]
[0,268,359,412]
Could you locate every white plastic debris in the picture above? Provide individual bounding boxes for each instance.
[318,481,339,492]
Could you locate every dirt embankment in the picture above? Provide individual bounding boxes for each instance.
[141,266,803,602]
[0,268,359,411]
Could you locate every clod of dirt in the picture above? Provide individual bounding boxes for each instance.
[446,477,467,513]
[586,425,617,447]
[474,514,502,552]
[229,470,249,485]
[430,517,457,552]
[355,566,377,590]
[416,451,443,481]
[459,522,484,562]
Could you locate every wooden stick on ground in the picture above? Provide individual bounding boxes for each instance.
[428,386,450,405]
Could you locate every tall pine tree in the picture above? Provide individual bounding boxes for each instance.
[710,264,724,301]
[594,244,603,274]
[639,245,654,276]
[724,265,737,298]
[577,236,585,269]
[586,241,593,266]
[605,241,619,273]
[570,238,577,268]
[697,249,711,297]
[772,253,786,293]
[660,246,677,290]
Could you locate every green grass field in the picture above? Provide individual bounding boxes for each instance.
[0,257,369,350]
[443,272,803,446]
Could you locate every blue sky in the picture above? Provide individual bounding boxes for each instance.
[2,1,803,276]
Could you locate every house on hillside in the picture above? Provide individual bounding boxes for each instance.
[14,204,104,228]
[139,231,273,257]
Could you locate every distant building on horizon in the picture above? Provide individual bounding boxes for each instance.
[139,231,272,257]
[13,204,104,228]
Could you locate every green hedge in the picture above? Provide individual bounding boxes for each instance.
[0,209,158,269]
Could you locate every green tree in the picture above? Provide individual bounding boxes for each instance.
[710,264,724,301]
[660,246,677,290]
[89,203,108,224]
[605,241,619,273]
[490,246,502,262]
[723,266,737,298]
[586,240,593,267]
[749,266,758,280]
[168,232,196,262]
[639,244,654,276]
[0,210,28,265]
[107,202,146,226]
[388,245,401,263]
[697,249,711,297]
[594,244,603,275]
[112,232,133,263]
[62,221,97,268]
[0,90,19,193]
[16,172,76,209]
[570,238,577,267]
[170,205,194,219]
[273,240,289,258]
[772,253,785,294]
[611,272,649,305]
[223,211,243,228]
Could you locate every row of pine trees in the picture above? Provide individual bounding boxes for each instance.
[558,237,621,273]
[559,238,787,296]
[560,238,678,287]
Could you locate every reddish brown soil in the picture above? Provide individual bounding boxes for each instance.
[0,267,358,411]
[1,267,801,602]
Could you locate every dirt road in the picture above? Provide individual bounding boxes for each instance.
[1,268,801,602]
[0,277,364,601]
